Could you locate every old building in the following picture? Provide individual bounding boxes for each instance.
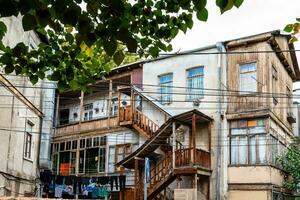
[225,31,299,200]
[0,16,54,197]
[47,31,299,200]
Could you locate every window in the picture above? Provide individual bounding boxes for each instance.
[24,122,34,159]
[186,67,204,100]
[270,129,286,166]
[66,141,71,150]
[272,66,278,105]
[84,104,93,121]
[115,144,132,171]
[72,140,77,150]
[230,119,267,165]
[239,63,257,94]
[59,109,69,125]
[159,73,173,104]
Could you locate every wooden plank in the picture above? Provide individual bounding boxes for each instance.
[192,114,196,164]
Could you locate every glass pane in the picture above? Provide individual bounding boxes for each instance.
[258,135,266,164]
[231,137,238,164]
[249,127,265,134]
[231,128,247,135]
[249,136,256,164]
[240,63,256,73]
[239,136,247,164]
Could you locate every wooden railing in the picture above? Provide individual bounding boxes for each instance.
[195,149,211,169]
[119,105,132,123]
[150,152,173,187]
[175,148,211,169]
[133,109,159,137]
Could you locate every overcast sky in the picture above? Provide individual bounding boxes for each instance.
[170,0,300,88]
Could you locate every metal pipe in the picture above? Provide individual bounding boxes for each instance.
[216,42,225,200]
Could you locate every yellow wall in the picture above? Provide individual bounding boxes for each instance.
[228,190,269,200]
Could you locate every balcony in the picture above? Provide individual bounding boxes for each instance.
[55,116,119,136]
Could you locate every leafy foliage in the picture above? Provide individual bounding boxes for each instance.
[0,0,243,90]
[284,18,300,43]
[277,138,300,194]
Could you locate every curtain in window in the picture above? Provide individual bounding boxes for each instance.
[240,63,257,94]
[159,74,173,104]
[187,67,204,100]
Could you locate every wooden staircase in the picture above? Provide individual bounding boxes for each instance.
[119,105,159,138]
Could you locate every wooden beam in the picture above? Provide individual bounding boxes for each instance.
[79,91,84,127]
[192,113,196,164]
[107,79,113,129]
[134,159,138,200]
[118,91,121,125]
[172,122,176,169]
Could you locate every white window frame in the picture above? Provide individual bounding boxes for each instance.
[83,103,93,121]
[239,62,257,95]
[186,66,204,100]
[158,73,173,104]
[24,121,34,160]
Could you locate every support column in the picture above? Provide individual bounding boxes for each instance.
[208,122,212,167]
[120,166,124,200]
[194,174,197,200]
[134,159,138,200]
[118,91,121,124]
[192,113,196,164]
[172,122,176,169]
[107,79,113,129]
[79,91,84,125]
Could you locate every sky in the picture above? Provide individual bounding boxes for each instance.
[170,0,300,89]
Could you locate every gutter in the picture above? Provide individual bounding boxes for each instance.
[216,42,225,200]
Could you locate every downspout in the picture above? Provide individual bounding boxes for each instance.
[216,42,225,200]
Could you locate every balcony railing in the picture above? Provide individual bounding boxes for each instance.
[55,116,119,136]
[175,148,211,169]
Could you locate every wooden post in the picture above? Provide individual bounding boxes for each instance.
[79,91,84,125]
[134,159,138,200]
[208,122,212,168]
[172,122,176,169]
[192,113,196,164]
[194,174,198,199]
[207,177,210,200]
[131,88,134,123]
[118,91,121,124]
[107,79,113,129]
[120,165,124,200]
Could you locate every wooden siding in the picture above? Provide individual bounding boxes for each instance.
[227,36,294,131]
[55,116,119,136]
[227,43,270,114]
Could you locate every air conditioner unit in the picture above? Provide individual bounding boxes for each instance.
[287,112,296,123]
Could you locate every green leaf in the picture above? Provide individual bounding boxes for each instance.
[197,8,208,21]
[36,9,51,27]
[113,50,125,65]
[284,24,294,33]
[216,0,235,14]
[12,43,27,57]
[193,0,207,11]
[4,64,14,74]
[179,23,187,33]
[57,80,68,91]
[15,65,22,75]
[66,66,74,81]
[36,70,45,79]
[0,21,7,39]
[30,74,39,85]
[50,71,61,81]
[289,36,298,43]
[103,38,117,56]
[22,13,37,31]
[69,80,79,90]
[125,37,138,53]
[0,53,12,65]
[234,0,243,8]
[149,46,159,57]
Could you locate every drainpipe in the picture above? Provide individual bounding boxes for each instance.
[216,42,225,200]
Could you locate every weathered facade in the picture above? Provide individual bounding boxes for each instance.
[225,31,299,200]
[0,16,53,197]
[47,31,299,200]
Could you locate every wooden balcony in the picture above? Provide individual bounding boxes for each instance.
[55,116,119,136]
[119,105,132,125]
[175,148,211,169]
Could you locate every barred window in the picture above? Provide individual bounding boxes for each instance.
[186,67,204,100]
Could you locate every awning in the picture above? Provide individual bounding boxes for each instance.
[116,109,213,169]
